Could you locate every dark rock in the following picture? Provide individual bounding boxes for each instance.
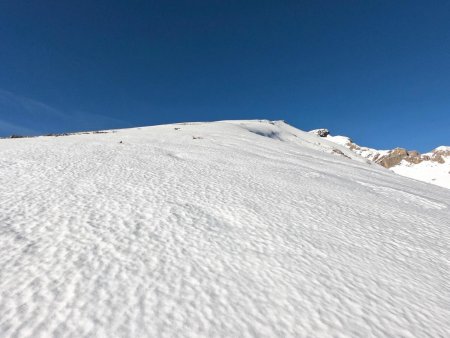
[332,148,351,159]
[316,129,330,137]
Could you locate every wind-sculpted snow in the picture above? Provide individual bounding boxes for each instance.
[0,120,449,337]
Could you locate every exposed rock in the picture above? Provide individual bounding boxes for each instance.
[430,147,450,163]
[392,148,408,157]
[46,133,69,137]
[310,129,330,137]
[332,148,351,159]
[431,154,445,164]
[405,156,423,165]
[314,129,450,188]
[372,147,449,167]
[376,148,409,168]
[372,153,381,162]
[403,150,423,165]
[348,143,359,151]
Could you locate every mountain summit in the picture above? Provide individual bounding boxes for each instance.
[1,120,449,337]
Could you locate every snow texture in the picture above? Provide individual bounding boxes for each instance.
[391,157,450,190]
[1,120,449,337]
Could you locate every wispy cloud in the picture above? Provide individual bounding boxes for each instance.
[0,89,129,136]
[0,89,66,118]
[0,118,38,136]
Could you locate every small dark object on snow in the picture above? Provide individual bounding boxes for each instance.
[316,129,330,137]
[46,133,69,137]
[119,141,123,144]
[10,135,25,139]
[174,127,180,130]
[192,136,202,140]
[332,148,351,159]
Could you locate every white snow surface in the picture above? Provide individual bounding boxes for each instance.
[1,120,449,337]
[392,157,450,189]
[435,146,450,152]
[324,134,390,162]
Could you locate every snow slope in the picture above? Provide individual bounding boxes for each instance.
[312,129,450,189]
[392,156,450,189]
[1,120,449,337]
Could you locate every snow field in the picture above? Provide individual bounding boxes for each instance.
[0,120,449,337]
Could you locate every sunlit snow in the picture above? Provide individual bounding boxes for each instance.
[1,120,449,337]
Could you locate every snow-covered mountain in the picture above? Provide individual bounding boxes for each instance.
[1,120,449,337]
[310,128,450,189]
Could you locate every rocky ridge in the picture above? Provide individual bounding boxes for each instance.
[310,129,450,189]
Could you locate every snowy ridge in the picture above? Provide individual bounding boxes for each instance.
[1,120,449,337]
[310,128,450,189]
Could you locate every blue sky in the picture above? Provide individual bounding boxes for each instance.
[0,1,449,151]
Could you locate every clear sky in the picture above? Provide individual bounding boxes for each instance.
[0,1,449,151]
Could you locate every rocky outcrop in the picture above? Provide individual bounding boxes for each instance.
[376,148,427,168]
[428,147,450,164]
[310,129,330,137]
[309,129,449,168]
[377,148,409,168]
[309,128,450,189]
[375,147,449,168]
